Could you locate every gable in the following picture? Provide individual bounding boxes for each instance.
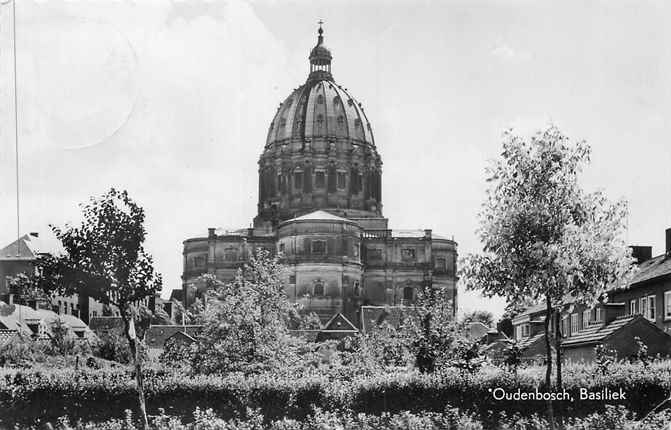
[323,313,357,331]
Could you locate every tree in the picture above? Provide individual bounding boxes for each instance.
[188,249,305,374]
[32,188,162,428]
[460,310,495,327]
[405,282,459,373]
[460,126,634,391]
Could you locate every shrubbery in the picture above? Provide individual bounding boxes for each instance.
[21,405,671,430]
[2,361,670,427]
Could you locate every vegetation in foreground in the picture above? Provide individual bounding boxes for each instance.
[20,405,671,430]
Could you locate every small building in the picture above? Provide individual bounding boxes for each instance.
[562,315,671,361]
[511,228,671,362]
[145,324,202,358]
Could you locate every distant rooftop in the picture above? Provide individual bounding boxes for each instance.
[0,232,64,260]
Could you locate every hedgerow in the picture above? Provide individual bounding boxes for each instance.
[20,405,671,430]
[1,361,670,427]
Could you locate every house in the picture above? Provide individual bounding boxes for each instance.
[145,324,202,358]
[511,228,671,362]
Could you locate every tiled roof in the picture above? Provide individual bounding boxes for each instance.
[0,329,18,344]
[0,233,64,260]
[360,305,406,333]
[89,316,124,332]
[169,289,184,302]
[145,325,202,348]
[561,315,638,347]
[519,332,545,350]
[627,254,671,286]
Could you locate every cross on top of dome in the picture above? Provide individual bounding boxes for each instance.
[309,21,333,81]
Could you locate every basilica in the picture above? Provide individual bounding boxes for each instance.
[181,25,458,331]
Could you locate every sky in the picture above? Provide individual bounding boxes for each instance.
[1,0,670,320]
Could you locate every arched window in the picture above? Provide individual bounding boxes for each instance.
[403,286,413,301]
[314,281,325,296]
[317,94,324,104]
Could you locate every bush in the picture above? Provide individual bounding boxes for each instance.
[1,361,671,427]
[28,405,671,430]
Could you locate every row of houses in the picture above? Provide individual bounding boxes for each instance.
[0,232,178,325]
[503,228,671,362]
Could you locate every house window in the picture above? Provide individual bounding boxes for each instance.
[403,286,413,301]
[289,275,296,284]
[311,240,326,255]
[337,172,346,190]
[665,291,671,320]
[521,324,530,338]
[630,299,638,315]
[315,171,325,188]
[401,248,416,261]
[313,281,324,296]
[595,307,602,322]
[647,295,656,321]
[561,316,569,338]
[436,257,447,271]
[582,310,590,329]
[640,297,647,317]
[279,243,285,254]
[570,313,579,334]
[194,256,205,268]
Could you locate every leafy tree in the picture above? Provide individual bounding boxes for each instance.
[31,188,162,427]
[405,283,459,373]
[188,249,305,374]
[460,310,495,327]
[496,314,514,339]
[460,126,634,391]
[502,340,522,376]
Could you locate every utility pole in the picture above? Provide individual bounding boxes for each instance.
[1,0,20,257]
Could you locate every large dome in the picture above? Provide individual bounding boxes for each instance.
[265,25,374,148]
[265,79,375,148]
[255,25,383,228]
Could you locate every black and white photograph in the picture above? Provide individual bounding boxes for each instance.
[0,1,671,428]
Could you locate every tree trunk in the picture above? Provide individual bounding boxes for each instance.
[544,295,556,430]
[122,312,149,428]
[555,310,563,390]
[544,296,553,388]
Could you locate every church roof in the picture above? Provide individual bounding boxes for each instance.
[289,210,356,224]
[265,25,375,148]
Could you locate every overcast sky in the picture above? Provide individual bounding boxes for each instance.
[1,0,670,319]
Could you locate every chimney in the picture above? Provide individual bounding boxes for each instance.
[666,228,671,256]
[630,246,652,264]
